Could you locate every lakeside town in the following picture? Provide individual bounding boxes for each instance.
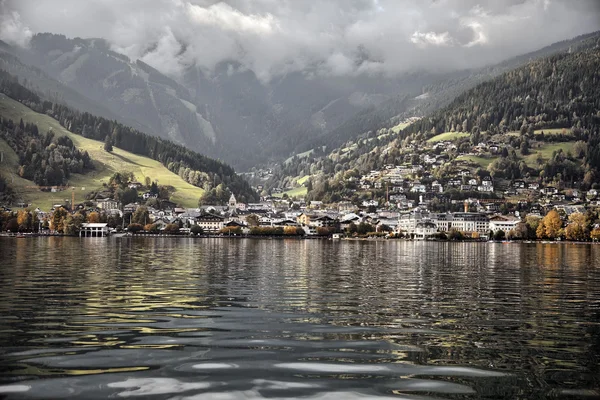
[2,171,600,241]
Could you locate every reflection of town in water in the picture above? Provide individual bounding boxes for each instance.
[0,238,599,399]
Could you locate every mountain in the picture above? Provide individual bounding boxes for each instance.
[256,32,600,201]
[1,31,598,171]
[0,70,258,207]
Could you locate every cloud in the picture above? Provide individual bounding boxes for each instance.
[2,0,599,80]
[0,0,33,47]
[410,31,454,47]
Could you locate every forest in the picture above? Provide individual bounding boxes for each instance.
[0,117,93,186]
[0,69,258,203]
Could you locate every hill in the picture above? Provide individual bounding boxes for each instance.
[3,31,597,171]
[251,33,600,205]
[0,94,205,209]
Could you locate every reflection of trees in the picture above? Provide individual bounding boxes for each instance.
[1,239,599,394]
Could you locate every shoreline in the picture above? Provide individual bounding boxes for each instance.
[1,233,598,244]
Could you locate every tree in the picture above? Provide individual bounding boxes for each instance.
[132,206,149,225]
[591,227,600,241]
[63,213,85,235]
[564,213,589,241]
[87,212,100,223]
[493,230,506,241]
[448,229,464,241]
[145,176,151,187]
[104,134,113,152]
[50,207,69,233]
[246,214,260,227]
[17,209,32,231]
[144,223,158,233]
[127,223,143,233]
[116,188,138,205]
[191,225,204,235]
[539,209,563,240]
[164,223,180,234]
[5,218,18,233]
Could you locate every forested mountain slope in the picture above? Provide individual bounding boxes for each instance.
[0,70,257,206]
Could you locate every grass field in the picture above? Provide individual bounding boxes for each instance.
[273,186,308,199]
[455,155,496,168]
[524,142,576,167]
[534,128,572,135]
[391,122,410,133]
[285,149,314,164]
[427,132,470,143]
[297,175,310,185]
[507,128,571,137]
[0,95,204,209]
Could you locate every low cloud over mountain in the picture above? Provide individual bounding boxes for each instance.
[2,0,599,81]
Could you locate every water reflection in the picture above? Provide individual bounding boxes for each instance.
[0,238,599,399]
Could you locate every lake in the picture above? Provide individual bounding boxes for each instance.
[0,238,599,399]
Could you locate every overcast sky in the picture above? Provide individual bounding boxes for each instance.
[1,0,599,81]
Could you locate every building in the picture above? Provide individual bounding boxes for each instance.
[488,215,521,233]
[196,214,225,233]
[97,198,119,210]
[80,223,109,237]
[398,212,490,235]
[229,194,237,208]
[414,221,438,240]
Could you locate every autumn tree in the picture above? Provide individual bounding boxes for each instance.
[246,214,260,227]
[17,209,32,231]
[87,212,100,223]
[564,213,590,241]
[538,209,563,240]
[63,213,85,235]
[144,223,158,233]
[127,223,143,233]
[591,227,600,241]
[164,223,180,233]
[50,207,69,233]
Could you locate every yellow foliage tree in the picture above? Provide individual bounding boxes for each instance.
[17,210,30,231]
[87,212,100,223]
[591,228,600,241]
[542,210,562,240]
[536,219,547,239]
[564,213,589,241]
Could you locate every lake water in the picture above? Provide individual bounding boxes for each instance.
[0,238,599,399]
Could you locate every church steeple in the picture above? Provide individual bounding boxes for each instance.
[228,193,237,208]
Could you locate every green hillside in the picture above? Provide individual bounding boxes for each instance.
[0,95,204,209]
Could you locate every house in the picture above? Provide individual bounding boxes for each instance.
[410,184,426,193]
[362,200,379,207]
[196,214,225,233]
[311,215,338,228]
[296,213,315,226]
[143,192,158,200]
[489,215,520,233]
[123,203,139,213]
[97,198,119,210]
[128,181,143,189]
[80,223,109,237]
[414,221,438,240]
[468,178,478,186]
[431,182,443,193]
[513,180,526,189]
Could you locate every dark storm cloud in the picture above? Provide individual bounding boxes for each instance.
[2,0,599,80]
